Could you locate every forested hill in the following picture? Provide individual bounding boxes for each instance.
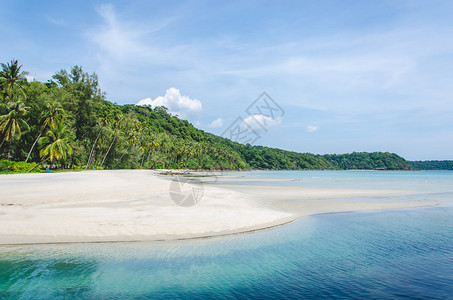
[409,161,453,170]
[0,62,413,171]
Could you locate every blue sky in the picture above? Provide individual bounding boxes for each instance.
[2,0,453,160]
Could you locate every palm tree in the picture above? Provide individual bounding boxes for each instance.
[28,120,72,172]
[39,120,72,162]
[114,118,141,169]
[0,60,28,98]
[114,129,138,168]
[25,100,64,162]
[41,100,64,129]
[140,141,150,167]
[0,100,29,149]
[85,114,108,168]
[145,139,159,165]
[100,115,122,167]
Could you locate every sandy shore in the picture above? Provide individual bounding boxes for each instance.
[0,170,437,245]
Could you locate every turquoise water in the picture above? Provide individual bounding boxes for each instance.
[1,171,453,299]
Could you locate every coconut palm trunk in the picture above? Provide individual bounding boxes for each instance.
[25,133,41,162]
[28,156,50,172]
[95,151,104,166]
[146,146,153,161]
[141,150,147,167]
[86,126,103,168]
[114,143,132,169]
[100,133,117,167]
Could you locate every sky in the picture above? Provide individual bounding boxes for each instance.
[1,0,453,160]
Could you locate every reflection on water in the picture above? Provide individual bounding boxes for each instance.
[1,171,453,299]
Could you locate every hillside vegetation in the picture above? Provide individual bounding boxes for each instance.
[410,160,453,170]
[0,61,413,171]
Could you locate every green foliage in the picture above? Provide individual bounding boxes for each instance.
[0,100,29,147]
[0,159,39,173]
[410,160,453,170]
[0,59,417,172]
[39,119,73,163]
[0,59,28,99]
[324,152,413,170]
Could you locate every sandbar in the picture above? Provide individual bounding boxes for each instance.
[0,170,437,245]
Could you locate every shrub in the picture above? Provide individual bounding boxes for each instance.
[0,160,40,173]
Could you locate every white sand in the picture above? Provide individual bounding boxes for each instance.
[0,170,437,245]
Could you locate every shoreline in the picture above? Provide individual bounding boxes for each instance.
[2,167,448,177]
[0,170,439,245]
[1,205,442,247]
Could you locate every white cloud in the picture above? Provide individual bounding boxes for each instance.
[306,125,319,133]
[90,4,179,63]
[242,114,281,131]
[25,75,35,82]
[208,117,223,129]
[91,4,146,59]
[136,88,202,120]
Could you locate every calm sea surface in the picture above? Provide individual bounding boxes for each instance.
[1,171,452,299]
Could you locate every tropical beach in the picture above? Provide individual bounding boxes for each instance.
[2,1,453,299]
[0,170,437,245]
[1,170,452,299]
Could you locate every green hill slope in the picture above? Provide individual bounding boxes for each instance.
[0,63,413,171]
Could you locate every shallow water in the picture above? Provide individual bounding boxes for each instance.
[1,171,452,299]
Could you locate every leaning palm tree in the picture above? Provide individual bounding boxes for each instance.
[28,120,72,172]
[85,114,108,169]
[100,115,123,167]
[114,130,138,168]
[0,100,29,149]
[25,100,64,162]
[144,139,159,165]
[114,119,141,168]
[0,60,28,98]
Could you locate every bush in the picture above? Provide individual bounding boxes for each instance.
[0,160,8,172]
[0,160,41,173]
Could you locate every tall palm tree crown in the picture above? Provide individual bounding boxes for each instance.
[0,60,29,98]
[0,100,30,146]
[39,119,72,162]
[41,100,64,130]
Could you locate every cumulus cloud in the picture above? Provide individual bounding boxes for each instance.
[306,125,319,132]
[208,117,223,129]
[242,114,281,131]
[136,88,202,120]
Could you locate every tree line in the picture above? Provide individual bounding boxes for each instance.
[409,160,453,170]
[0,60,414,172]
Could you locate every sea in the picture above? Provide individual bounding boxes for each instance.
[1,170,452,299]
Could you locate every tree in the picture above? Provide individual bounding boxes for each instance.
[112,114,141,168]
[114,128,139,168]
[0,100,29,149]
[100,115,122,167]
[0,59,28,99]
[38,119,72,163]
[52,66,103,140]
[25,100,64,162]
[85,114,108,168]
[144,139,159,166]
